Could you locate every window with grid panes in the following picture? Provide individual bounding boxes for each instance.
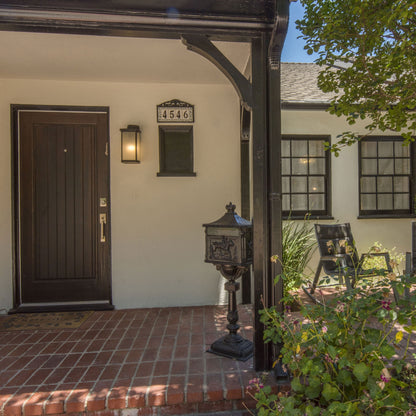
[359,137,414,216]
[282,135,331,218]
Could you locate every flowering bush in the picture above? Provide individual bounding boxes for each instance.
[251,275,416,415]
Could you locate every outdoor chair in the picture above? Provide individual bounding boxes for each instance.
[303,223,393,301]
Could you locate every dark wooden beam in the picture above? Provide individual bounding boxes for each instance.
[252,33,273,371]
[181,35,253,109]
[0,1,275,41]
[240,106,251,304]
[268,59,283,314]
[0,0,276,22]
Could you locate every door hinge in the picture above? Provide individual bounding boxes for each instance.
[105,142,109,156]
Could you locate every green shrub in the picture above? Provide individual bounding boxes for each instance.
[251,275,416,415]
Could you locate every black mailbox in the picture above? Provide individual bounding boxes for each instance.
[202,202,253,361]
[203,202,252,266]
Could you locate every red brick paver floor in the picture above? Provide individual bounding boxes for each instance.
[0,306,282,416]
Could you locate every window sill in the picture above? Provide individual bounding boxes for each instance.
[157,172,197,177]
[283,215,334,221]
[358,214,416,219]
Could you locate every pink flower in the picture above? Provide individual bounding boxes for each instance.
[380,368,391,383]
[248,377,264,390]
[324,353,334,363]
[322,326,328,333]
[249,378,260,385]
[335,302,345,313]
[381,299,392,310]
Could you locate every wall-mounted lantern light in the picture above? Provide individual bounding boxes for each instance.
[121,125,141,163]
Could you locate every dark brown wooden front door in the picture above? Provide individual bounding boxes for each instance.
[15,110,111,307]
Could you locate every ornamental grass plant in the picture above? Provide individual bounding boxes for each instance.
[273,217,316,295]
[249,270,416,415]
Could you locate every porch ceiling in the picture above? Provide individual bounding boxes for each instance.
[0,31,250,84]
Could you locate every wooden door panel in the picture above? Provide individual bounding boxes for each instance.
[18,111,110,304]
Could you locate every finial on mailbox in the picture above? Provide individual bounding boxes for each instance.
[226,202,236,213]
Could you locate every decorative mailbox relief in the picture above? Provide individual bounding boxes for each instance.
[204,205,252,267]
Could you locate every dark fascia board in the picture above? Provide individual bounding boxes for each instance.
[282,102,331,110]
[0,0,276,20]
[0,0,278,40]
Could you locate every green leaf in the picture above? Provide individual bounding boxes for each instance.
[322,383,341,401]
[353,362,371,382]
[305,375,321,399]
[380,344,395,359]
[291,377,304,393]
[337,369,353,386]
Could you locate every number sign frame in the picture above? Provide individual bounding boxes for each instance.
[157,99,194,123]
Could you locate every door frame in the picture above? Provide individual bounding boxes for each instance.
[11,104,113,312]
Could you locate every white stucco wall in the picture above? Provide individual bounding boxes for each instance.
[282,109,413,274]
[0,78,241,311]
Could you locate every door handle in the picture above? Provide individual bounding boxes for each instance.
[100,213,107,243]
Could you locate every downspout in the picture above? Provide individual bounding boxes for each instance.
[267,0,290,376]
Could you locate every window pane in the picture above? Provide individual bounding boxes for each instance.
[282,158,290,174]
[281,140,290,157]
[378,194,393,210]
[282,136,329,216]
[292,140,307,157]
[309,158,325,174]
[292,158,308,174]
[378,158,394,174]
[309,140,325,157]
[361,177,376,193]
[291,176,307,193]
[361,159,377,175]
[377,176,392,193]
[309,194,325,210]
[282,194,290,211]
[393,176,408,192]
[394,193,409,210]
[361,194,376,210]
[282,177,290,193]
[378,141,393,157]
[291,194,307,210]
[309,177,324,193]
[395,159,410,174]
[394,141,409,157]
[361,141,377,157]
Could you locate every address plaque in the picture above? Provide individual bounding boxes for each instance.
[157,99,194,123]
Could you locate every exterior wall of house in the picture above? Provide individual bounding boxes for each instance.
[0,78,241,311]
[282,108,413,274]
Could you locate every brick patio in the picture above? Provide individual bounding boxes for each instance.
[0,305,283,416]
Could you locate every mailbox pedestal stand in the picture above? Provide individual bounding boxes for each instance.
[203,203,253,361]
[207,264,253,361]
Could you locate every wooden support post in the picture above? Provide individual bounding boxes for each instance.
[268,63,283,314]
[241,106,251,304]
[252,33,273,371]
[251,32,284,371]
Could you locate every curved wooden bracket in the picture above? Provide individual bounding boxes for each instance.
[181,34,253,110]
[268,0,289,70]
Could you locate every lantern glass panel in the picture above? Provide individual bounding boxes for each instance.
[122,131,139,162]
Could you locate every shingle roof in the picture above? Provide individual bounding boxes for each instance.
[281,62,335,104]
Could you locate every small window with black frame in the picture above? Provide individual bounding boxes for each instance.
[157,125,196,176]
[359,136,414,217]
[282,135,331,219]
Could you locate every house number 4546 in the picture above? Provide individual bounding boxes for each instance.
[157,107,194,123]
